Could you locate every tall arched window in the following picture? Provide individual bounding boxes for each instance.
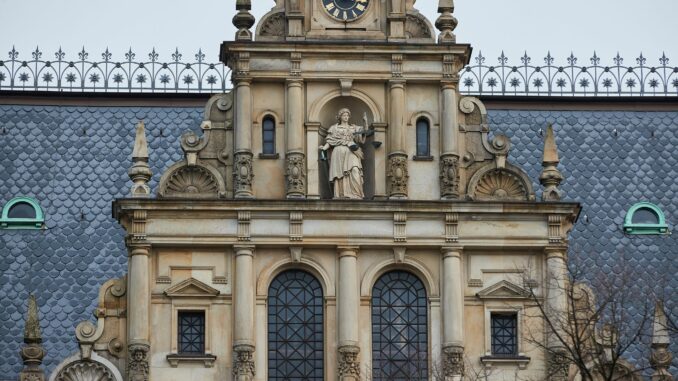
[268,270,324,380]
[372,271,428,380]
[262,115,276,155]
[415,118,430,157]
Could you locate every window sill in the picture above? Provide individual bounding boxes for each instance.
[258,153,280,160]
[167,353,217,368]
[480,355,530,369]
[413,155,434,161]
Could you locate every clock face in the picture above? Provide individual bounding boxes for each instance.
[321,0,370,22]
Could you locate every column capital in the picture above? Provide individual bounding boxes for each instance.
[389,79,406,88]
[128,246,151,257]
[337,246,359,257]
[441,81,458,90]
[544,246,567,259]
[234,245,255,256]
[286,78,304,87]
[441,246,463,257]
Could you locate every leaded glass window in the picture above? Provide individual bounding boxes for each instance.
[415,118,430,157]
[371,271,428,380]
[263,116,276,155]
[491,313,517,356]
[178,311,205,354]
[268,270,324,380]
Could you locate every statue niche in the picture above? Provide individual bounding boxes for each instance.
[320,108,368,199]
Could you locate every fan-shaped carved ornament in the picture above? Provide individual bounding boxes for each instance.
[160,165,223,199]
[55,361,115,381]
[259,11,285,38]
[473,169,528,201]
[405,13,433,39]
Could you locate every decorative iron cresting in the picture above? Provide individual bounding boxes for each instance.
[1,47,676,96]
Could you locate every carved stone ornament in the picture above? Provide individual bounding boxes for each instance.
[405,13,433,39]
[443,346,465,377]
[439,154,460,199]
[468,167,533,201]
[387,153,409,198]
[127,343,149,381]
[55,361,115,381]
[160,164,222,198]
[258,11,285,38]
[233,345,256,378]
[286,152,306,198]
[234,151,254,198]
[547,350,569,381]
[338,346,361,378]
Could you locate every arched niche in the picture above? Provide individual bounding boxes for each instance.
[316,95,378,200]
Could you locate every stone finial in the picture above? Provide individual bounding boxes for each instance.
[19,294,46,381]
[128,120,153,197]
[539,124,564,201]
[435,0,458,43]
[233,0,255,41]
[650,301,674,381]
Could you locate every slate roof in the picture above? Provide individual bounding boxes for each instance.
[0,104,676,378]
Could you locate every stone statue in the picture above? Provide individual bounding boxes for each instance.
[320,108,367,199]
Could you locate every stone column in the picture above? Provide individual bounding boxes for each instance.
[387,80,408,199]
[337,246,361,381]
[128,245,150,381]
[286,79,306,198]
[440,82,460,199]
[545,247,569,381]
[441,247,464,378]
[233,245,256,381]
[234,78,254,198]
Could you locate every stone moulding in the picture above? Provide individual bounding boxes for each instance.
[157,160,226,199]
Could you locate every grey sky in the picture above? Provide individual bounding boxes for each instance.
[1,0,676,66]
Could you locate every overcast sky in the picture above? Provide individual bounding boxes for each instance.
[1,0,676,66]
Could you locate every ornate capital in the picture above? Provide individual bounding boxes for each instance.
[233,344,256,378]
[443,345,464,377]
[127,342,150,381]
[440,154,460,199]
[286,152,306,198]
[234,151,254,198]
[338,345,361,379]
[387,153,408,199]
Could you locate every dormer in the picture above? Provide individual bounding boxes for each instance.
[255,0,435,43]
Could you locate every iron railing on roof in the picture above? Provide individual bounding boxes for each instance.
[0,47,676,96]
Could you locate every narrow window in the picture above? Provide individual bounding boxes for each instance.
[491,313,518,356]
[262,116,276,155]
[415,118,430,157]
[178,311,205,355]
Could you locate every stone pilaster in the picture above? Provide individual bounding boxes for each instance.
[388,80,407,199]
[127,245,150,381]
[337,246,360,381]
[286,78,306,198]
[441,247,464,378]
[234,77,254,198]
[19,294,45,381]
[233,245,255,380]
[440,82,459,199]
[545,247,569,380]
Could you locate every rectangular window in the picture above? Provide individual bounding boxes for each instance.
[178,311,205,354]
[490,313,517,356]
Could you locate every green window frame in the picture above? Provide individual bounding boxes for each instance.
[0,197,44,229]
[623,202,669,235]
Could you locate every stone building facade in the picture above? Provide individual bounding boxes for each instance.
[2,1,676,381]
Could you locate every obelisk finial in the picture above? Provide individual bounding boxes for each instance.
[233,0,255,41]
[650,301,674,381]
[539,124,564,201]
[19,294,46,381]
[128,120,152,197]
[435,0,458,43]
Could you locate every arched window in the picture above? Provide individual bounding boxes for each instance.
[0,197,44,229]
[623,202,669,235]
[268,270,324,380]
[372,271,428,380]
[262,115,276,156]
[415,118,430,157]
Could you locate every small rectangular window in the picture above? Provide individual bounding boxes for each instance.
[178,311,205,355]
[262,116,276,155]
[490,313,517,356]
[416,118,430,157]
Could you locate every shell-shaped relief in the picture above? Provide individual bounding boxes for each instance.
[405,13,433,39]
[163,166,219,198]
[55,361,115,381]
[259,11,285,38]
[474,169,528,201]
